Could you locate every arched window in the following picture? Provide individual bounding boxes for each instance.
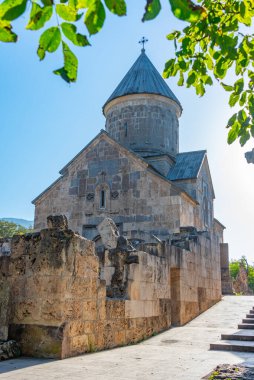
[100,189,106,209]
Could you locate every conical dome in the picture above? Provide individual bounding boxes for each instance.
[103,50,182,158]
[103,50,182,111]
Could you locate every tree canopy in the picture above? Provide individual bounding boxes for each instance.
[229,255,254,293]
[0,220,33,238]
[1,0,254,146]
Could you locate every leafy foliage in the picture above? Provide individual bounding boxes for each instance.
[0,220,33,238]
[0,0,128,83]
[142,0,161,21]
[229,256,254,292]
[163,0,254,147]
[1,0,254,146]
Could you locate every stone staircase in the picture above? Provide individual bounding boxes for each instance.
[210,306,254,352]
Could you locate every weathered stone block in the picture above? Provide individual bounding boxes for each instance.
[8,324,64,359]
[47,215,68,229]
[106,300,125,319]
[97,218,119,250]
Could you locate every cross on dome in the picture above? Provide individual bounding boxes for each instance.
[139,36,148,52]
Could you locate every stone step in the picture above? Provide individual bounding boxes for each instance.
[249,310,254,314]
[243,318,254,324]
[221,330,254,341]
[210,340,254,352]
[238,323,254,329]
[246,314,254,318]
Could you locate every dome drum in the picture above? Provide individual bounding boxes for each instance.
[105,94,179,157]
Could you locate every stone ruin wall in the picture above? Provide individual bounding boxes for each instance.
[0,217,222,359]
[0,224,170,359]
[220,243,233,294]
[169,237,221,326]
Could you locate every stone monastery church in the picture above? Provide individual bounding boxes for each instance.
[33,49,219,246]
[0,48,232,359]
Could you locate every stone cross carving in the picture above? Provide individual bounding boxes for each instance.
[139,36,148,52]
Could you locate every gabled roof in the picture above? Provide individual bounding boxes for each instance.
[214,218,226,230]
[103,50,182,111]
[32,130,197,206]
[168,150,207,181]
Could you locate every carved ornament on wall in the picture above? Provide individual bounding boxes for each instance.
[111,191,119,199]
[86,193,95,201]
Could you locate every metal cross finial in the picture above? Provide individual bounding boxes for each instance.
[139,36,148,52]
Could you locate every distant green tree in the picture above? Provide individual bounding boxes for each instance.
[229,255,254,292]
[0,220,33,238]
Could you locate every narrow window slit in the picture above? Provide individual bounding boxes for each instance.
[100,190,105,208]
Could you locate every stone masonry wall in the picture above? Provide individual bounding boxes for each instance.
[104,95,180,157]
[169,235,221,325]
[1,225,171,359]
[0,256,10,340]
[220,243,233,294]
[0,215,223,359]
[34,133,196,242]
[6,229,102,358]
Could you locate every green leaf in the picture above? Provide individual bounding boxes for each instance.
[76,0,88,8]
[229,93,240,107]
[227,121,240,144]
[239,131,250,146]
[251,125,254,138]
[195,81,205,96]
[221,83,234,92]
[186,71,196,86]
[234,78,244,94]
[213,51,221,60]
[168,0,206,23]
[167,31,180,40]
[0,0,27,21]
[41,0,53,5]
[26,3,53,30]
[238,109,247,122]
[203,75,213,85]
[104,0,126,16]
[163,58,175,78]
[0,19,17,42]
[239,91,247,106]
[56,4,79,21]
[61,22,90,46]
[37,26,61,60]
[84,0,105,35]
[142,0,161,21]
[227,113,237,128]
[178,58,187,71]
[177,71,184,86]
[240,1,246,19]
[205,54,213,70]
[214,57,227,79]
[54,41,78,82]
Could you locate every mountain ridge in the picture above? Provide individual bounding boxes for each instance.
[0,218,34,228]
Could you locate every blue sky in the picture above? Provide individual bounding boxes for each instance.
[1,0,254,262]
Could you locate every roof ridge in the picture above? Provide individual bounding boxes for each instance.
[176,150,207,155]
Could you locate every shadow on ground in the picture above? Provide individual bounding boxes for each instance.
[0,357,56,374]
